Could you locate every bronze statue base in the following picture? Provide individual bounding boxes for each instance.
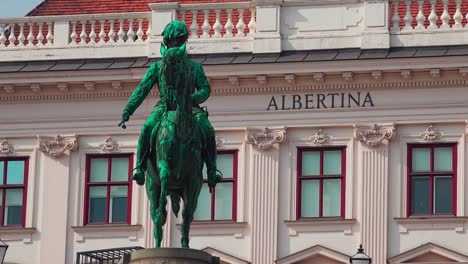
[129,248,220,264]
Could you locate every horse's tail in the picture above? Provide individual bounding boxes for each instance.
[170,192,181,217]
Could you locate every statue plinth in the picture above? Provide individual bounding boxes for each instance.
[130,248,220,264]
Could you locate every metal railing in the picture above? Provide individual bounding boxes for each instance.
[76,246,144,264]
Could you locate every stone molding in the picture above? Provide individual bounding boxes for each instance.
[72,224,142,242]
[245,127,286,150]
[0,140,14,155]
[354,124,395,147]
[419,125,442,141]
[284,219,356,236]
[310,129,331,144]
[215,136,226,148]
[395,217,468,234]
[0,227,37,244]
[38,135,78,157]
[178,221,248,238]
[101,136,119,151]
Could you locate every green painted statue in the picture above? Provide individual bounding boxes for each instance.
[118,20,222,248]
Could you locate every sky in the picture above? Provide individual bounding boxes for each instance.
[0,0,44,18]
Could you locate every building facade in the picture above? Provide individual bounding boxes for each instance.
[1,0,468,263]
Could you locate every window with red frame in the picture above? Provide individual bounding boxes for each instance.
[297,147,346,219]
[84,154,133,225]
[408,144,456,216]
[194,151,238,221]
[0,157,28,227]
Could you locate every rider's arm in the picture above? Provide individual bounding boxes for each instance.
[123,62,159,116]
[192,62,211,105]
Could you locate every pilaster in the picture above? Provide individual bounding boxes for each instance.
[246,127,286,263]
[148,3,179,58]
[354,124,395,264]
[361,0,390,49]
[253,0,283,53]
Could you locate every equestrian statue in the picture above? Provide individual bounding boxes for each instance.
[118,20,222,248]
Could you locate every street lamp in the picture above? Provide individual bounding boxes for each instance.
[0,238,8,264]
[350,244,371,264]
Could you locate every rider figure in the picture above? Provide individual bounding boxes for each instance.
[119,20,220,188]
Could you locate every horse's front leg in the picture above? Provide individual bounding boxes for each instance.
[154,160,170,247]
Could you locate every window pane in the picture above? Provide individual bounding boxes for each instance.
[0,161,4,184]
[434,147,452,172]
[111,158,129,181]
[202,164,207,180]
[110,186,128,223]
[89,186,107,223]
[302,152,320,176]
[434,176,452,214]
[301,180,319,217]
[6,160,25,184]
[214,182,233,220]
[323,151,342,175]
[90,159,108,182]
[411,177,430,214]
[323,179,341,217]
[5,189,23,225]
[412,148,430,172]
[218,154,234,178]
[194,184,211,220]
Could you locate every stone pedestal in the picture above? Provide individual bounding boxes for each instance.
[130,248,220,264]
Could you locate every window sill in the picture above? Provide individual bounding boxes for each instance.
[284,218,356,236]
[71,224,142,242]
[395,217,468,234]
[0,227,36,244]
[176,221,248,238]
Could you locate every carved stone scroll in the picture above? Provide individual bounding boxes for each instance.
[246,127,286,150]
[354,124,395,147]
[310,129,330,144]
[101,137,119,151]
[420,125,442,141]
[38,135,78,157]
[0,140,14,155]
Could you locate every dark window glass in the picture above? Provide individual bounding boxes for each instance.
[411,177,430,214]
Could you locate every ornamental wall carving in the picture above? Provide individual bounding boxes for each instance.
[419,125,442,141]
[246,127,286,150]
[38,135,78,157]
[101,137,119,151]
[310,129,331,144]
[0,140,14,155]
[354,124,395,147]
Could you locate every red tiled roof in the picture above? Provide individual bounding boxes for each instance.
[28,0,248,16]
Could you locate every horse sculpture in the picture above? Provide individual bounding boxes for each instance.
[145,43,204,248]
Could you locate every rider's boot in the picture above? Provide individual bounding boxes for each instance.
[132,133,148,186]
[205,132,222,188]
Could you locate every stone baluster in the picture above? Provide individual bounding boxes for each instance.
[201,10,211,38]
[392,0,401,31]
[440,0,450,29]
[80,21,87,44]
[225,9,234,37]
[236,8,246,37]
[190,10,199,38]
[415,0,426,30]
[27,23,34,47]
[108,20,116,43]
[117,19,125,43]
[136,19,144,42]
[37,23,44,46]
[248,7,257,36]
[127,19,135,42]
[46,22,53,45]
[180,10,187,23]
[454,0,463,29]
[89,21,96,44]
[146,22,151,40]
[70,21,78,44]
[8,24,16,47]
[98,20,106,44]
[18,23,25,46]
[428,0,438,30]
[0,24,7,47]
[213,9,222,38]
[403,0,413,31]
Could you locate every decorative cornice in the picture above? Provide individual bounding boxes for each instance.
[228,76,240,86]
[430,69,441,79]
[401,69,412,79]
[256,75,267,85]
[215,136,225,148]
[342,72,353,81]
[285,74,296,84]
[3,85,15,94]
[101,137,119,151]
[0,140,14,155]
[371,71,383,81]
[419,125,442,141]
[57,83,69,93]
[84,82,96,92]
[30,84,41,93]
[245,127,286,150]
[353,124,395,147]
[38,135,78,157]
[111,81,124,90]
[313,72,324,82]
[310,129,331,144]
